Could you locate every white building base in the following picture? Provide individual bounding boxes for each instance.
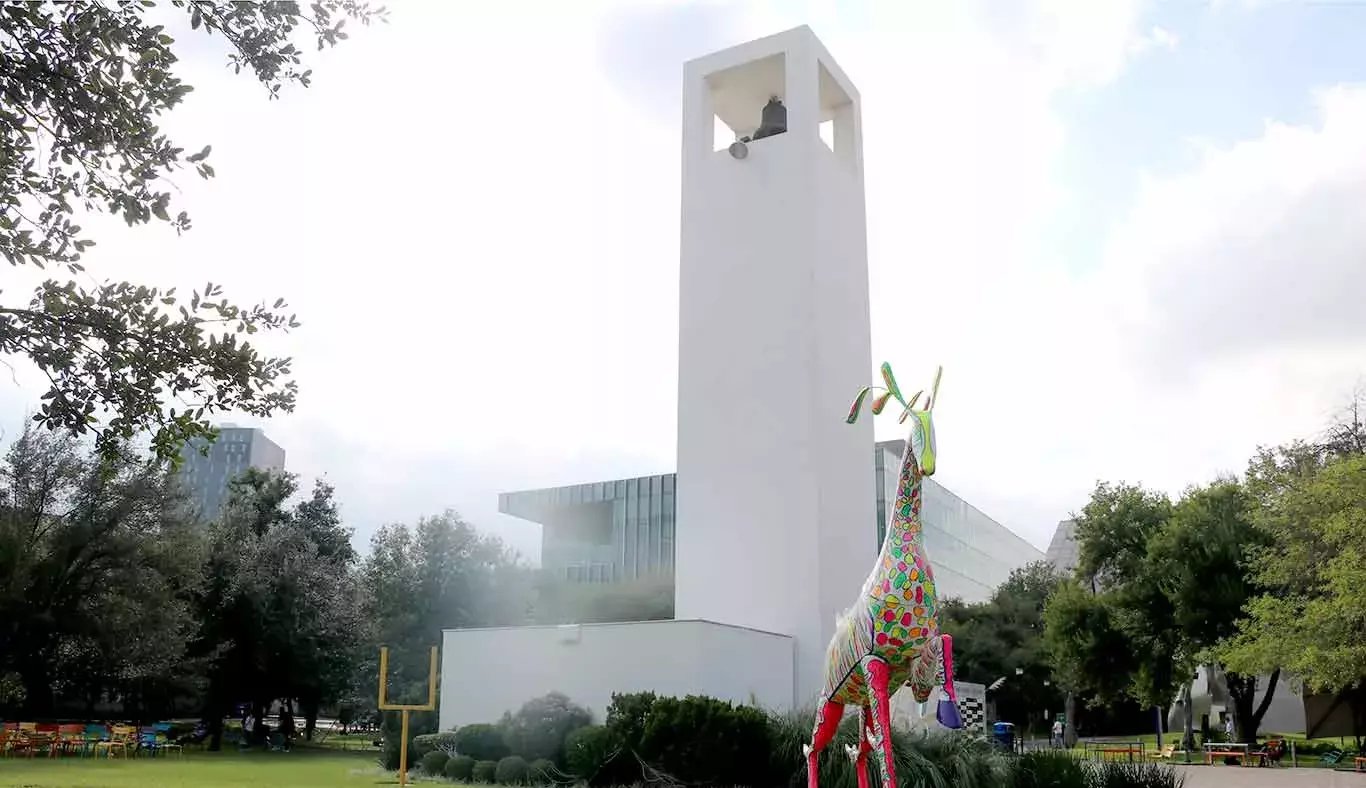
[439,620,794,730]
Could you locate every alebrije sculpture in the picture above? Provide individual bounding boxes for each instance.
[804,364,962,788]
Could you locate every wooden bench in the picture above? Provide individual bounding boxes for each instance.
[1095,747,1143,762]
[1354,755,1366,772]
[1205,750,1247,766]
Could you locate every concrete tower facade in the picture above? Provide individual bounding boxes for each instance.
[674,27,876,704]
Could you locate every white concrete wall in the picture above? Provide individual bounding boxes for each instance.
[439,619,794,731]
[675,26,875,712]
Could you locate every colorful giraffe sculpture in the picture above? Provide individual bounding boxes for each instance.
[804,363,962,788]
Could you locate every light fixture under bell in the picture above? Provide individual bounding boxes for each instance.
[728,140,749,160]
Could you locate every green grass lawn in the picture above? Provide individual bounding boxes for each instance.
[0,747,403,788]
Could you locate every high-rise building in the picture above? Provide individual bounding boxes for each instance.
[177,424,286,522]
[500,439,1043,604]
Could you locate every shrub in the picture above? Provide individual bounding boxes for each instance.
[472,760,499,783]
[503,691,593,764]
[564,725,631,786]
[455,723,511,762]
[420,750,450,776]
[412,731,459,758]
[496,755,531,785]
[445,754,476,781]
[604,690,657,752]
[636,695,772,787]
[527,757,556,784]
[1006,750,1089,788]
[764,707,1005,788]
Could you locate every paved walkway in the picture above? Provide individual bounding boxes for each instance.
[1176,766,1366,787]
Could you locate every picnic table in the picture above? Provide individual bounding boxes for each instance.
[1204,741,1252,766]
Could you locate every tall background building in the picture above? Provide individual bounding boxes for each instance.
[177,424,286,522]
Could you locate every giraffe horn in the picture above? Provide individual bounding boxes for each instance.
[898,390,923,423]
[880,362,906,407]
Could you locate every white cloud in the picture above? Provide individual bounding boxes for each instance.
[4,0,1359,565]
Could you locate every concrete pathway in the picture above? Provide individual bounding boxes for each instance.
[1176,765,1366,787]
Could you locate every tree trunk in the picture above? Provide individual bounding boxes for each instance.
[303,700,318,741]
[1226,668,1280,744]
[1064,691,1078,748]
[206,699,225,752]
[1181,682,1196,751]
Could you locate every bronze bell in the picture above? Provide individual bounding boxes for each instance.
[751,96,787,140]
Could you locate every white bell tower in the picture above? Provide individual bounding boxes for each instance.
[674,26,876,707]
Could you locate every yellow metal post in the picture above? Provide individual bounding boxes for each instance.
[378,646,439,787]
[399,711,410,788]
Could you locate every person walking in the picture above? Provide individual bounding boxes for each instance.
[1051,718,1064,748]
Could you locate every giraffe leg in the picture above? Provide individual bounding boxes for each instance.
[862,657,898,788]
[804,698,844,788]
[936,633,963,729]
[844,705,874,788]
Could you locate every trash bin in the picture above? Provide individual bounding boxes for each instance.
[992,721,1016,752]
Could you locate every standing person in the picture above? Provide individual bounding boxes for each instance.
[1051,718,1064,748]
[1224,714,1235,742]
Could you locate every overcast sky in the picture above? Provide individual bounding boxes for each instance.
[5,0,1366,562]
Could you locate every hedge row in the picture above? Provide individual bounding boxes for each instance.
[394,690,1185,788]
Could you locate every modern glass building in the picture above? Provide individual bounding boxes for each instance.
[499,440,1044,603]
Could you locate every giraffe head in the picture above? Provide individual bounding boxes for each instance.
[847,364,943,477]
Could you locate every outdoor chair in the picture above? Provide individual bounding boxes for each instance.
[56,724,84,756]
[93,725,132,759]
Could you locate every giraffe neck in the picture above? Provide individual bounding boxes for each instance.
[883,443,925,554]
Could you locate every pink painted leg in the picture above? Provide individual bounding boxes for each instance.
[805,698,844,788]
[863,657,898,788]
[852,706,874,788]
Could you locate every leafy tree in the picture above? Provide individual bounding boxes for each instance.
[1148,479,1277,745]
[941,561,1063,733]
[0,1,383,462]
[193,468,364,749]
[1219,452,1366,746]
[1067,481,1184,720]
[1043,579,1138,744]
[360,511,531,760]
[1073,481,1172,592]
[0,426,203,718]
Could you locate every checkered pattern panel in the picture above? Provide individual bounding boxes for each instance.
[957,697,986,732]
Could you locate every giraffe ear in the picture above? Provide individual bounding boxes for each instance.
[846,387,872,424]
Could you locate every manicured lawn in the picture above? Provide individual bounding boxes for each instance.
[0,748,396,787]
